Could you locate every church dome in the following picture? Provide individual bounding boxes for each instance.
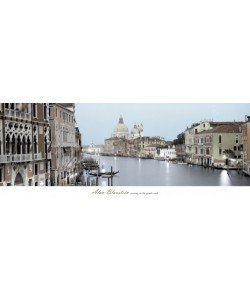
[131,123,144,139]
[113,115,129,138]
[131,124,140,135]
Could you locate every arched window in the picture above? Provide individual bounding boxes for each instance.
[11,135,16,155]
[14,173,24,186]
[34,136,37,153]
[27,136,31,154]
[22,136,26,154]
[17,135,21,154]
[6,135,10,154]
[32,104,37,118]
[44,104,47,120]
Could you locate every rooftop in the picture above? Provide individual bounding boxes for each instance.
[198,124,242,134]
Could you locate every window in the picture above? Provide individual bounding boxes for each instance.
[44,104,47,120]
[219,148,222,155]
[195,129,198,134]
[34,136,38,153]
[32,104,37,118]
[200,148,203,154]
[0,168,2,182]
[35,182,38,186]
[234,146,237,151]
[238,155,241,159]
[236,135,239,144]
[203,124,205,128]
[35,164,39,175]
[238,146,241,151]
[219,135,222,143]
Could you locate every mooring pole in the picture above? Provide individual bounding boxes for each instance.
[111,166,113,186]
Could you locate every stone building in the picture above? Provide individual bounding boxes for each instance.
[0,103,51,186]
[75,126,83,177]
[104,137,127,156]
[127,136,167,157]
[157,143,177,160]
[49,103,82,186]
[130,123,144,139]
[112,115,129,139]
[184,121,243,165]
[193,123,242,167]
[242,116,250,175]
[104,115,166,157]
[83,142,104,155]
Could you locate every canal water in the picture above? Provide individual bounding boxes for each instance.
[86,155,250,186]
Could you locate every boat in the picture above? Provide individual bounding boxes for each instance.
[89,171,119,176]
[154,157,165,161]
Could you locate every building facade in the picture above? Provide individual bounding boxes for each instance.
[112,115,129,139]
[193,124,242,167]
[130,123,144,139]
[185,121,243,166]
[0,103,51,186]
[104,137,127,156]
[83,142,104,155]
[49,103,82,186]
[242,116,250,175]
[157,144,177,160]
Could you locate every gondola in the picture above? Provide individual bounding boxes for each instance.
[89,171,119,176]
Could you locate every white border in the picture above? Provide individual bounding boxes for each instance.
[1,0,250,298]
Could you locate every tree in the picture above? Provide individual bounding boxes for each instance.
[223,149,235,158]
[174,132,185,145]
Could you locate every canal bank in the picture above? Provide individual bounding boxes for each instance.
[84,155,250,186]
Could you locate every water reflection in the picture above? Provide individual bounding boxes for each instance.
[85,155,250,186]
[219,170,231,186]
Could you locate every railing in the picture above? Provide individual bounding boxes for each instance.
[0,154,32,163]
[34,153,42,160]
[5,109,31,121]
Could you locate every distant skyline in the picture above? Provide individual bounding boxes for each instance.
[75,103,250,145]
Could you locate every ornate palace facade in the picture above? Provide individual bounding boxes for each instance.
[0,103,82,186]
[0,103,50,186]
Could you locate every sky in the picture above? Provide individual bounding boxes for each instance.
[75,103,250,145]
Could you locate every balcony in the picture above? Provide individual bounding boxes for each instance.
[34,153,42,160]
[0,154,32,163]
[5,108,31,121]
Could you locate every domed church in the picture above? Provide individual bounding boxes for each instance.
[112,115,129,139]
[112,115,144,139]
[131,123,144,139]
